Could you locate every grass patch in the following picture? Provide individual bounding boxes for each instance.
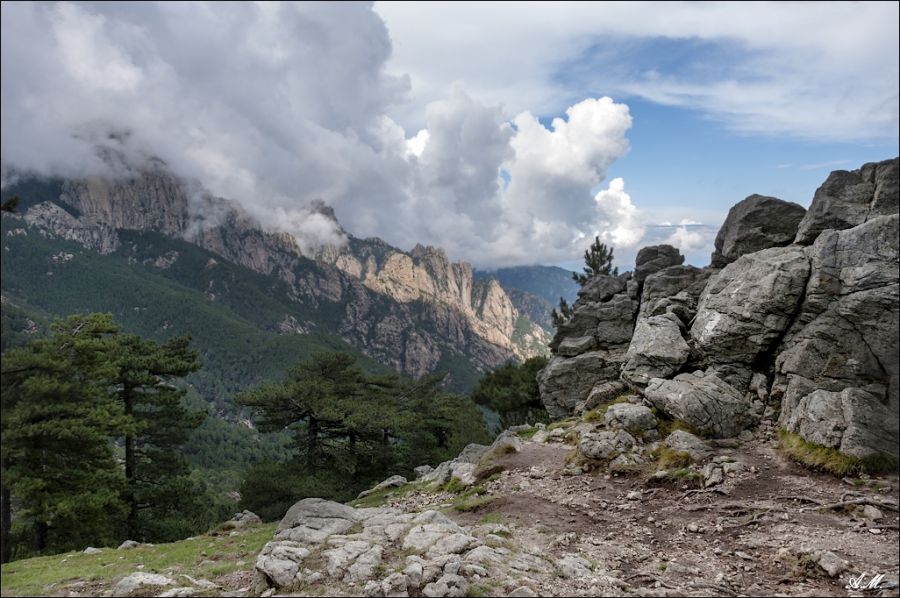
[516,427,538,439]
[0,523,277,597]
[650,446,693,470]
[656,416,700,439]
[441,477,466,495]
[546,417,578,432]
[479,512,504,525]
[350,482,419,508]
[778,429,899,476]
[468,582,496,597]
[582,395,632,423]
[451,496,497,513]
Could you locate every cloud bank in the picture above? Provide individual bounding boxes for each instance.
[1,1,655,267]
[376,1,899,143]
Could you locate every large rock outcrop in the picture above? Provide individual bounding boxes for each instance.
[539,157,898,460]
[794,158,898,245]
[644,372,754,438]
[634,245,684,285]
[621,313,690,386]
[775,214,899,459]
[710,194,806,268]
[691,245,810,370]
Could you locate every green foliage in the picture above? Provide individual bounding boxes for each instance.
[2,314,127,559]
[778,429,898,476]
[550,297,573,328]
[350,483,419,509]
[236,352,490,520]
[0,314,221,562]
[470,356,549,433]
[572,236,618,285]
[650,446,693,469]
[238,463,349,522]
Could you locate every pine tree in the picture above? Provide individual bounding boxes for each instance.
[1,314,127,560]
[550,297,573,328]
[572,236,618,285]
[470,357,550,432]
[111,333,204,541]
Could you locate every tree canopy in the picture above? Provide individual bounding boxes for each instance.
[572,236,618,285]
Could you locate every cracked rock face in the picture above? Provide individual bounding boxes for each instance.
[691,245,810,369]
[776,215,899,459]
[644,372,754,438]
[254,500,487,595]
[538,351,627,419]
[622,313,690,387]
[794,157,898,245]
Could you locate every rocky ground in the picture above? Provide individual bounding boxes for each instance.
[2,418,897,598]
[245,415,898,598]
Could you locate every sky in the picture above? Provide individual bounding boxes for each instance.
[1,1,898,270]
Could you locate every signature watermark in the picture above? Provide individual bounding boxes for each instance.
[845,572,887,592]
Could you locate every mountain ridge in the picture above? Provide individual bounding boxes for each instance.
[1,165,560,389]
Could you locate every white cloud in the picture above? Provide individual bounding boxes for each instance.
[593,178,645,248]
[375,1,899,142]
[666,225,711,254]
[1,2,716,268]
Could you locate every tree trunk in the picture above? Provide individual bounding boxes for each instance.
[1,458,11,563]
[123,385,138,539]
[32,520,47,553]
[307,416,319,469]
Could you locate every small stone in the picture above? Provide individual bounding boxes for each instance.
[735,551,753,560]
[686,523,702,533]
[861,505,883,520]
[868,528,882,535]
[83,547,102,555]
[814,550,849,577]
[508,587,538,597]
[626,491,641,501]
[118,540,140,550]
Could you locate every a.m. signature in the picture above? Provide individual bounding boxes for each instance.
[845,572,886,591]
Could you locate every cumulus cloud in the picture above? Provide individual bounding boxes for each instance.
[593,178,645,248]
[1,2,654,267]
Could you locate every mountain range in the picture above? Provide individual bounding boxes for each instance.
[0,162,565,396]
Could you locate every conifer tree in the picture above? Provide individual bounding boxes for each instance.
[1,314,126,560]
[572,236,618,285]
[111,333,203,541]
[550,297,573,328]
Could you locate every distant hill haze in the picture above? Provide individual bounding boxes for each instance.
[0,166,551,391]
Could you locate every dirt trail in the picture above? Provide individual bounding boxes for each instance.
[443,432,900,597]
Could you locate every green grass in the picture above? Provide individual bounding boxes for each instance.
[515,427,538,439]
[546,417,578,432]
[349,483,420,508]
[656,416,700,439]
[0,523,276,597]
[451,496,497,512]
[649,468,704,487]
[582,395,632,423]
[650,446,693,470]
[778,429,899,476]
[479,512,504,525]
